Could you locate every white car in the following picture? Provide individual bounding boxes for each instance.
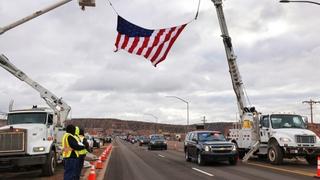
[85,133,94,152]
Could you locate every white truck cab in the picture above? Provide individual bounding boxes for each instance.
[230,113,320,165]
[0,107,62,176]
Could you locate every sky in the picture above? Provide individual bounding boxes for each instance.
[0,0,320,124]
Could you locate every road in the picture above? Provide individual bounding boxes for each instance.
[105,138,316,180]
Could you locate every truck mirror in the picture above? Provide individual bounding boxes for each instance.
[47,114,53,125]
[302,116,308,128]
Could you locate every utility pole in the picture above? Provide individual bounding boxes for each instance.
[201,116,206,125]
[302,99,320,124]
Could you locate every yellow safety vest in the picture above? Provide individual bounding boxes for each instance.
[62,133,79,158]
[78,135,88,155]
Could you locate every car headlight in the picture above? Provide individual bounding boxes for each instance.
[164,141,167,144]
[232,145,237,151]
[280,137,291,142]
[204,145,210,152]
[33,147,46,152]
[151,141,155,144]
[141,140,144,143]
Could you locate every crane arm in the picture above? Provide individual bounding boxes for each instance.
[212,0,253,120]
[0,54,70,126]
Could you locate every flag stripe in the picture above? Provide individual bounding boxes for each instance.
[121,35,129,49]
[144,29,165,59]
[150,27,177,63]
[154,24,187,66]
[115,33,121,50]
[136,37,150,55]
[128,37,140,53]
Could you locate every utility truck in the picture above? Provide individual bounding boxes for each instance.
[0,54,71,176]
[211,0,320,165]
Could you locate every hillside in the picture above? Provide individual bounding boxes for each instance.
[66,118,233,136]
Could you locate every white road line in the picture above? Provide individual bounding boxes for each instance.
[158,154,165,158]
[192,168,214,177]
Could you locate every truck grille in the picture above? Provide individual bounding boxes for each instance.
[0,131,25,153]
[296,135,316,144]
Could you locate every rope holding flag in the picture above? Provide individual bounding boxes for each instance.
[195,0,201,20]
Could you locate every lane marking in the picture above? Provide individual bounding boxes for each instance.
[158,154,165,158]
[247,162,314,177]
[192,167,214,177]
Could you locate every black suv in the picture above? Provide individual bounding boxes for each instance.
[138,136,150,146]
[184,131,238,165]
[148,134,167,150]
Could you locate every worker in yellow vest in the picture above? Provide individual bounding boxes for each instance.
[62,125,85,180]
[74,127,90,178]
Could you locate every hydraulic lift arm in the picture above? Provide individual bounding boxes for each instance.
[0,54,71,127]
[0,0,95,35]
[211,0,260,162]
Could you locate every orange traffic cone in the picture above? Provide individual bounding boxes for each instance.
[88,165,96,180]
[96,157,103,169]
[101,153,106,161]
[315,156,320,178]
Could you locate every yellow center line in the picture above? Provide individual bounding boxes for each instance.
[247,162,315,177]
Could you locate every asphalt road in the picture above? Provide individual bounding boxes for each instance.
[105,138,316,180]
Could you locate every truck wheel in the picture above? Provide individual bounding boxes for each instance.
[197,152,205,166]
[268,143,283,165]
[42,150,56,176]
[305,155,317,166]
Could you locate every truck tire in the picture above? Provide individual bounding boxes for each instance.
[41,150,56,176]
[305,155,317,166]
[268,143,283,165]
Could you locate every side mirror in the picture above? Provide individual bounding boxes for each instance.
[302,116,308,128]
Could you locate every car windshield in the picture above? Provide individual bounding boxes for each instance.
[151,135,164,140]
[198,132,226,142]
[270,115,306,129]
[7,112,47,125]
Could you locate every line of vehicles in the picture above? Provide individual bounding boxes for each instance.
[121,134,168,150]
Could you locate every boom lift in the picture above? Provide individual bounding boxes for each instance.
[0,54,71,176]
[211,0,259,161]
[211,0,320,164]
[0,54,71,126]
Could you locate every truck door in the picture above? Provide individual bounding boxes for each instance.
[260,116,270,143]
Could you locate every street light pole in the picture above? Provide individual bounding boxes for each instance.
[166,96,189,133]
[280,0,320,5]
[144,113,158,134]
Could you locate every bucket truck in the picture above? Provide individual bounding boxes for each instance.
[0,54,71,176]
[211,0,320,165]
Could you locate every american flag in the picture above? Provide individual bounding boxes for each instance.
[114,16,187,67]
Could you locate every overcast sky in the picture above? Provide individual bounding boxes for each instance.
[1,0,320,124]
